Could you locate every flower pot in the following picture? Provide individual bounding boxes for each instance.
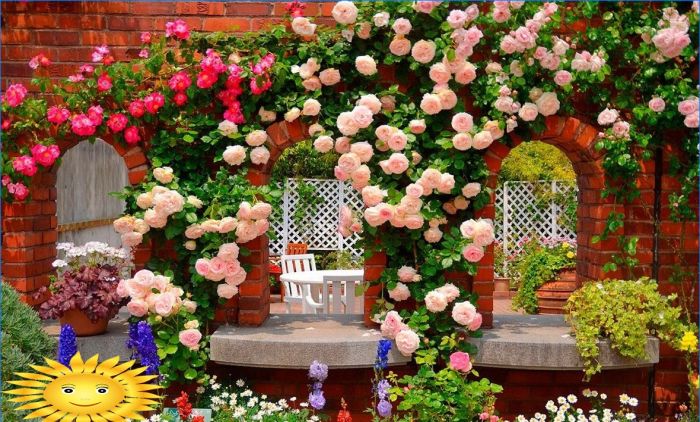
[535,270,578,314]
[59,309,109,336]
[494,276,510,298]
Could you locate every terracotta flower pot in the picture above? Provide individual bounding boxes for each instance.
[494,276,510,298]
[535,269,578,314]
[59,308,109,337]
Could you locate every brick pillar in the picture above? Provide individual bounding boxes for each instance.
[237,235,270,326]
[363,250,386,327]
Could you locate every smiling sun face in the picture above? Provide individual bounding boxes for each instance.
[4,352,160,421]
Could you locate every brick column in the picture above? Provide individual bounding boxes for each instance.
[363,250,386,327]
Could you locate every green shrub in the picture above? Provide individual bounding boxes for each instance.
[1,283,57,420]
[565,278,691,379]
[318,250,364,270]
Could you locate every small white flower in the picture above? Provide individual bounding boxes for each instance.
[628,398,638,407]
[625,413,636,420]
[212,383,221,390]
[558,397,567,404]
[619,394,630,404]
[568,394,578,404]
[300,401,309,408]
[52,259,68,268]
[196,386,205,394]
[236,379,245,387]
[291,65,300,74]
[290,396,297,402]
[600,394,607,400]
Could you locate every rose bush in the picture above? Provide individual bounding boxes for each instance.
[1,1,697,389]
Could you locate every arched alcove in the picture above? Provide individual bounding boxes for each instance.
[56,139,130,246]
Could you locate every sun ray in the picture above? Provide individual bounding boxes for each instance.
[91,414,108,422]
[60,414,77,422]
[16,400,50,411]
[95,356,120,373]
[44,358,72,375]
[3,387,45,395]
[30,364,68,378]
[99,411,123,421]
[68,353,86,373]
[8,394,43,403]
[27,405,62,418]
[7,380,49,388]
[16,371,53,381]
[99,360,135,378]
[76,415,90,422]
[44,410,68,422]
[82,354,100,374]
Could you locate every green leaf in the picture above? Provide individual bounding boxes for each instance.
[184,368,197,380]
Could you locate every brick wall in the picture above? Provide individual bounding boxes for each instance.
[1,2,697,418]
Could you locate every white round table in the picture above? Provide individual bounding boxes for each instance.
[280,270,364,313]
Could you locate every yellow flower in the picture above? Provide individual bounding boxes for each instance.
[566,251,575,259]
[679,331,698,353]
[562,242,570,249]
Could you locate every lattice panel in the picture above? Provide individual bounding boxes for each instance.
[495,181,578,275]
[269,178,363,257]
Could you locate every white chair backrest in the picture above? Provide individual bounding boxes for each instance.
[280,254,316,274]
[321,274,363,314]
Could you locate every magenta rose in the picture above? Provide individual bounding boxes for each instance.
[449,351,472,372]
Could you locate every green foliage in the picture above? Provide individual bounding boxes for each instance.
[318,250,364,270]
[499,142,575,183]
[388,365,502,421]
[565,278,692,380]
[511,239,576,314]
[1,284,57,421]
[271,140,337,181]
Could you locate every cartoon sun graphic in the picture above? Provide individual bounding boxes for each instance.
[4,352,160,421]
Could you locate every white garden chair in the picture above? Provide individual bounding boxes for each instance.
[304,274,363,315]
[280,254,316,313]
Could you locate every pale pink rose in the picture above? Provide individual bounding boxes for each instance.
[178,328,202,349]
[425,291,448,313]
[509,60,524,77]
[499,35,517,54]
[375,125,395,142]
[405,215,424,230]
[285,107,301,122]
[355,55,377,76]
[412,151,422,165]
[472,220,495,246]
[518,102,539,121]
[388,282,411,301]
[455,62,477,84]
[195,258,211,278]
[494,96,514,113]
[308,123,324,137]
[209,256,227,278]
[429,63,451,84]
[380,310,406,339]
[409,119,426,134]
[217,283,238,299]
[200,219,220,233]
[540,53,560,71]
[113,216,136,234]
[356,22,371,39]
[612,121,630,138]
[454,196,469,210]
[461,182,481,198]
[553,70,572,86]
[373,11,390,27]
[223,145,246,166]
[437,88,458,110]
[362,186,386,207]
[319,68,341,86]
[483,120,504,140]
[385,153,410,174]
[235,220,260,243]
[339,205,352,226]
[334,166,349,181]
[597,108,619,126]
[218,243,240,261]
[184,240,196,251]
[536,92,560,116]
[364,206,384,227]
[131,270,154,290]
[447,9,468,28]
[423,227,443,243]
[376,202,395,222]
[451,112,474,133]
[292,16,317,36]
[450,351,472,372]
[153,167,174,184]
[136,192,154,209]
[331,1,358,25]
[389,37,411,56]
[400,196,422,213]
[144,208,168,228]
[154,190,185,216]
[250,146,270,165]
[154,292,176,316]
[350,142,374,162]
[388,131,408,151]
[258,107,277,122]
[452,300,477,326]
[352,105,374,128]
[420,93,442,115]
[412,40,437,64]
[255,219,269,236]
[351,165,370,185]
[648,97,666,112]
[337,111,360,136]
[395,329,420,357]
[314,136,334,153]
[251,202,272,220]
[380,95,396,111]
[492,6,511,23]
[302,77,322,91]
[302,99,322,116]
[460,219,477,238]
[468,312,483,331]
[226,267,247,286]
[437,173,455,194]
[472,131,494,150]
[127,299,149,317]
[116,280,129,298]
[338,152,362,173]
[237,202,253,220]
[405,183,424,198]
[684,113,699,128]
[437,283,460,302]
[443,201,458,215]
[678,97,698,116]
[182,300,197,313]
[652,27,690,58]
[421,168,442,189]
[462,244,484,262]
[358,94,382,114]
[392,18,412,35]
[334,136,351,154]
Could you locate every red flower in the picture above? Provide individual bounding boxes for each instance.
[97,73,112,92]
[107,113,128,132]
[143,92,165,114]
[129,100,146,118]
[12,155,38,177]
[47,106,70,125]
[173,391,193,421]
[165,20,190,40]
[71,114,96,137]
[173,92,188,107]
[168,71,192,92]
[30,144,60,167]
[7,182,29,201]
[196,71,219,89]
[124,126,141,145]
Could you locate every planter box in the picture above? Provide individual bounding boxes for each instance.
[535,269,578,314]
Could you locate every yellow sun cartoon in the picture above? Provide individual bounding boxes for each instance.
[4,352,161,421]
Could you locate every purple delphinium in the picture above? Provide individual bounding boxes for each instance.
[308,389,326,410]
[375,339,392,370]
[307,360,328,411]
[126,321,160,375]
[57,324,78,367]
[377,399,392,418]
[372,339,393,418]
[308,360,328,382]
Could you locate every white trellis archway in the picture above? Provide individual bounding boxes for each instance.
[495,180,578,275]
[269,178,363,257]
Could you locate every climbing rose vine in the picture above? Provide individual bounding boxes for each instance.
[2,2,697,382]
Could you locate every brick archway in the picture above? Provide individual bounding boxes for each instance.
[1,136,148,304]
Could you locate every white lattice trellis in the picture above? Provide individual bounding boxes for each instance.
[495,180,578,275]
[269,178,363,257]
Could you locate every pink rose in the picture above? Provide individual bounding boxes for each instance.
[612,121,630,138]
[388,282,411,301]
[409,119,426,134]
[223,145,247,166]
[472,220,495,246]
[334,166,349,181]
[314,136,334,154]
[420,93,442,115]
[3,84,28,107]
[455,62,477,84]
[437,283,460,302]
[411,40,436,64]
[536,92,560,116]
[472,131,493,150]
[597,108,619,126]
[292,16,317,36]
[421,168,442,189]
[154,292,176,316]
[47,106,70,125]
[12,155,38,177]
[358,94,382,114]
[437,88,458,110]
[217,283,238,299]
[452,301,477,326]
[424,227,443,243]
[425,291,448,313]
[124,126,141,145]
[245,130,268,147]
[165,19,190,40]
[383,153,409,174]
[461,182,481,198]
[351,165,370,185]
[553,70,572,86]
[302,77,322,91]
[362,186,386,207]
[251,202,272,220]
[352,105,374,128]
[375,125,395,141]
[684,113,698,128]
[388,131,408,151]
[144,209,168,228]
[429,63,451,84]
[397,266,418,283]
[451,112,474,133]
[392,18,412,35]
[250,146,270,165]
[350,141,374,162]
[335,136,351,153]
[331,1,358,25]
[389,37,411,56]
[468,312,483,331]
[364,206,384,227]
[127,299,149,317]
[319,68,341,86]
[449,351,473,372]
[178,328,202,349]
[405,183,424,199]
[355,55,377,76]
[71,114,96,137]
[492,7,511,23]
[337,111,360,136]
[462,244,485,262]
[380,310,406,339]
[648,97,666,112]
[678,97,698,116]
[414,1,439,13]
[518,102,539,122]
[338,152,362,174]
[195,258,211,277]
[447,10,467,29]
[437,173,455,194]
[395,329,420,356]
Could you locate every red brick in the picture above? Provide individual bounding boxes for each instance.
[225,3,272,16]
[6,14,56,29]
[129,168,148,184]
[202,17,250,32]
[35,31,80,46]
[109,16,167,31]
[2,29,32,44]
[2,248,34,263]
[3,232,44,248]
[80,2,131,14]
[130,3,176,15]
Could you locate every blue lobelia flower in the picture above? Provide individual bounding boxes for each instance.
[375,339,392,370]
[126,321,161,375]
[57,324,78,367]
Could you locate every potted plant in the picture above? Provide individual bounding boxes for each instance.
[493,243,511,298]
[36,242,131,336]
[511,238,577,314]
[268,261,282,296]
